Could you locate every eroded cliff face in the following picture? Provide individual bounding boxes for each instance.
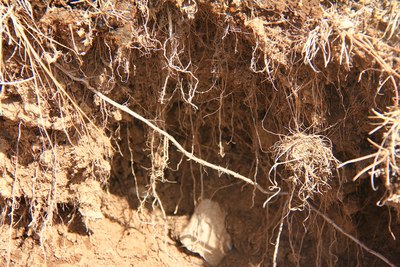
[0,1,399,266]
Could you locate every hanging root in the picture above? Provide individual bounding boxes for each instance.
[310,205,396,267]
[267,132,339,210]
[339,107,400,206]
[55,63,274,195]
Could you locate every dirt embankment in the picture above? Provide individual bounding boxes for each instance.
[0,0,399,266]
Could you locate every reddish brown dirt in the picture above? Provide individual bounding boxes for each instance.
[0,0,400,266]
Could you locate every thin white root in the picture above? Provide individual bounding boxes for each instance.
[310,205,396,267]
[0,76,34,85]
[55,64,273,195]
[272,204,286,267]
[338,152,379,169]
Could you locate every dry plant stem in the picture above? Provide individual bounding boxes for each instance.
[56,65,272,195]
[310,205,396,267]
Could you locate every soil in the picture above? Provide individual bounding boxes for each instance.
[0,0,400,266]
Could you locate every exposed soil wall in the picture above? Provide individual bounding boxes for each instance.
[0,0,399,266]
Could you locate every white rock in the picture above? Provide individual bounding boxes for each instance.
[180,199,232,266]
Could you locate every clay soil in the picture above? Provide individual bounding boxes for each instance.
[0,0,400,266]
